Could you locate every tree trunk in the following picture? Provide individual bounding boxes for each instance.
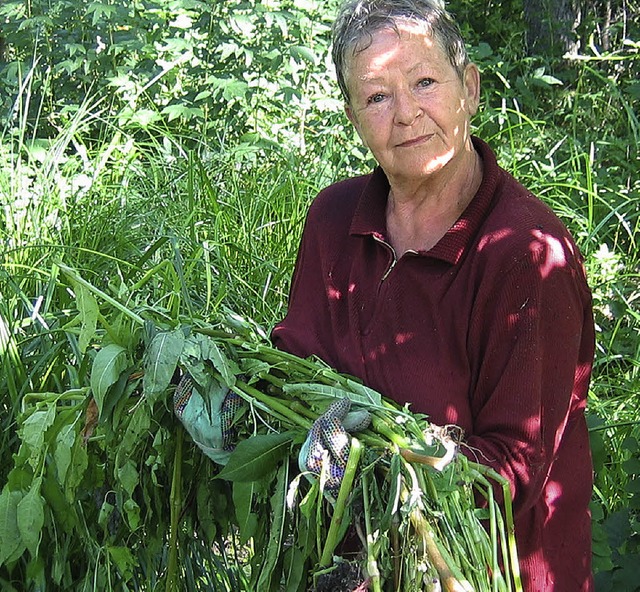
[523,0,581,56]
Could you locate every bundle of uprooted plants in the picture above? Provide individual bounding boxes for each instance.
[7,266,522,592]
[137,317,522,592]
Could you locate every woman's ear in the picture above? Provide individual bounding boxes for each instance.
[463,63,481,116]
[345,103,362,138]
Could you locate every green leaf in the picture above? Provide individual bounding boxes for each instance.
[341,377,383,406]
[624,479,640,494]
[196,481,217,541]
[54,423,76,486]
[290,45,316,65]
[202,339,236,387]
[256,462,288,591]
[17,477,44,557]
[217,432,293,482]
[612,553,640,591]
[115,405,151,471]
[90,344,129,417]
[42,477,76,533]
[622,457,640,476]
[532,67,563,87]
[64,432,88,498]
[282,382,382,408]
[183,333,239,387]
[70,280,99,353]
[20,403,57,470]
[0,489,26,566]
[161,104,192,122]
[233,481,259,544]
[118,461,139,497]
[143,328,185,404]
[283,546,307,592]
[123,499,141,531]
[107,545,137,581]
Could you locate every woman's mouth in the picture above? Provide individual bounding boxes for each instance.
[397,134,431,148]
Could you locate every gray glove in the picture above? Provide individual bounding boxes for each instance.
[173,373,244,465]
[298,398,370,495]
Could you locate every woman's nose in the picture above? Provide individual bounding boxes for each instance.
[394,89,423,125]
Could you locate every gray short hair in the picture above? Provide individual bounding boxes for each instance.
[331,0,470,102]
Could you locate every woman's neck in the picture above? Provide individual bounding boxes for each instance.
[385,148,483,255]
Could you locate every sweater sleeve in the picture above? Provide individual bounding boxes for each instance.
[463,242,593,516]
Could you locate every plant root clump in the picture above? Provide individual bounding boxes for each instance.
[312,559,367,592]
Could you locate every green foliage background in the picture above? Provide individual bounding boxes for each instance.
[1,0,639,590]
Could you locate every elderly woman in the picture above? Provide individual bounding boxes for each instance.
[272,0,595,590]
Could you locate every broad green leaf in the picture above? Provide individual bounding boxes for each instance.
[342,377,384,406]
[143,328,185,404]
[233,481,258,544]
[98,499,115,531]
[54,422,76,486]
[282,382,382,408]
[20,403,57,470]
[90,344,129,416]
[42,477,76,533]
[17,477,44,557]
[107,545,137,580]
[532,67,563,86]
[201,338,236,387]
[283,546,307,592]
[625,479,640,494]
[196,481,217,541]
[123,499,141,531]
[6,466,32,491]
[217,432,293,482]
[256,462,288,591]
[622,457,640,476]
[0,489,26,566]
[115,405,151,470]
[71,280,99,353]
[118,461,139,497]
[290,45,316,65]
[64,433,88,499]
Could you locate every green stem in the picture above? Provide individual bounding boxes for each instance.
[370,415,412,448]
[362,469,382,592]
[400,458,471,592]
[234,379,313,430]
[59,263,145,326]
[130,259,174,292]
[166,426,183,592]
[20,388,89,413]
[320,437,363,567]
[468,463,522,592]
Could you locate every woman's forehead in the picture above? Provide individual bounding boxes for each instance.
[347,21,444,73]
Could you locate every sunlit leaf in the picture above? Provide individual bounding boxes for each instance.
[90,344,129,417]
[17,477,44,557]
[0,489,26,566]
[20,404,57,470]
[143,328,185,404]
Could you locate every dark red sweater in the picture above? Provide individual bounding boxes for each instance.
[272,137,595,591]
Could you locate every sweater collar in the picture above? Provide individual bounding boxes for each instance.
[349,136,500,265]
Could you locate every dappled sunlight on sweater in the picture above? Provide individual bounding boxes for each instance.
[531,229,568,279]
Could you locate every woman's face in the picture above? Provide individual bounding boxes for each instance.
[344,20,480,186]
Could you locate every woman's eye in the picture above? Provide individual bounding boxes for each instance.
[367,93,385,104]
[418,78,434,88]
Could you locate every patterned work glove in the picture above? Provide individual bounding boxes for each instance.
[298,398,371,496]
[173,372,245,465]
